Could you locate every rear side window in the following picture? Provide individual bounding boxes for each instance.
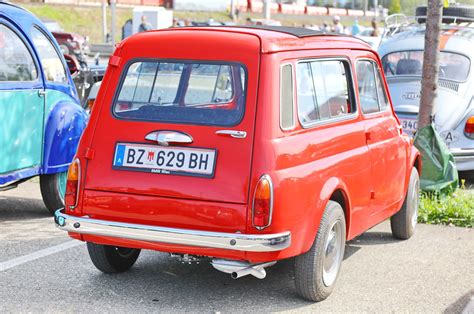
[375,66,390,110]
[296,60,354,126]
[280,64,294,130]
[357,60,389,114]
[114,60,247,126]
[0,24,37,82]
[30,27,67,83]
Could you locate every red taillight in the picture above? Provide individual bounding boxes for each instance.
[65,159,80,209]
[464,116,474,138]
[252,175,273,230]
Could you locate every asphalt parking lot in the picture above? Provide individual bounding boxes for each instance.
[1,181,473,313]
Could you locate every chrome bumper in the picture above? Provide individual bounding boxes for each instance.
[450,148,474,168]
[450,148,474,159]
[54,209,291,252]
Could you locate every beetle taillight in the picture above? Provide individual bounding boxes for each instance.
[464,116,474,139]
[252,175,273,230]
[65,159,80,209]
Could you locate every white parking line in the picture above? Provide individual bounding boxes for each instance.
[0,240,84,272]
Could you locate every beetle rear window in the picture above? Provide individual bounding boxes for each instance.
[381,51,470,82]
[113,60,247,126]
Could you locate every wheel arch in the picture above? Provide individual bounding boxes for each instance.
[407,145,421,190]
[41,100,88,175]
[299,177,352,255]
[329,188,351,239]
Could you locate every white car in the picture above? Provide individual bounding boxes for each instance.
[378,10,474,172]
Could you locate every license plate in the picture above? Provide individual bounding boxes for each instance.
[113,143,217,178]
[400,118,418,136]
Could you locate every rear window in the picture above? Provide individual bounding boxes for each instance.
[113,60,247,126]
[381,50,470,82]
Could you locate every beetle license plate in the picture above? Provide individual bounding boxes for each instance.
[400,118,418,136]
[113,143,217,178]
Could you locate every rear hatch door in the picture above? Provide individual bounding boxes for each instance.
[84,31,260,205]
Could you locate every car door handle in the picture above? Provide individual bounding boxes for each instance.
[38,90,46,97]
[215,130,247,139]
[145,131,193,146]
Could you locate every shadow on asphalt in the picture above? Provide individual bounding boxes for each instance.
[76,229,396,311]
[349,231,402,246]
[444,289,474,313]
[0,195,49,221]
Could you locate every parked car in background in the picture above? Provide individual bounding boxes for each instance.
[55,26,420,302]
[379,6,474,172]
[42,18,101,103]
[356,26,384,48]
[42,19,90,58]
[0,3,88,213]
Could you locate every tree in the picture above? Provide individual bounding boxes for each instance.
[389,0,401,14]
[418,0,443,129]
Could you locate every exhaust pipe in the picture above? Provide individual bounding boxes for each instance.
[211,259,276,279]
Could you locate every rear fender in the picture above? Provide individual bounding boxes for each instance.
[300,177,351,254]
[406,142,421,189]
[42,101,88,174]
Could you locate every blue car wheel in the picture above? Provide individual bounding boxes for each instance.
[39,171,67,215]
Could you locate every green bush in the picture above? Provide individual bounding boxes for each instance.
[390,0,401,14]
[418,183,474,228]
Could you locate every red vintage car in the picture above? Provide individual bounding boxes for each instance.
[55,26,421,301]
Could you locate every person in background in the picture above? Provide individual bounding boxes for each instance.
[370,19,380,37]
[332,15,344,34]
[351,19,361,36]
[322,22,331,32]
[138,15,152,33]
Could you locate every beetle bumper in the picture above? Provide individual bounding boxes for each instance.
[54,209,291,252]
[450,148,474,171]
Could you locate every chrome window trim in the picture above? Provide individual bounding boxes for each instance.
[111,58,249,127]
[280,62,296,131]
[295,57,359,129]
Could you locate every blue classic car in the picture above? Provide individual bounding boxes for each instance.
[0,3,87,213]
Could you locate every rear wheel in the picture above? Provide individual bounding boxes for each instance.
[39,171,67,215]
[391,168,420,240]
[87,242,141,273]
[294,201,346,302]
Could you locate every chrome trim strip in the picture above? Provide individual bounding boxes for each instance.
[215,130,247,138]
[145,130,193,146]
[54,209,290,252]
[280,62,295,131]
[450,148,474,157]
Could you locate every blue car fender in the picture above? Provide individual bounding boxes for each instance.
[42,101,88,174]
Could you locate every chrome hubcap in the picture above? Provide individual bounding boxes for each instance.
[322,220,343,287]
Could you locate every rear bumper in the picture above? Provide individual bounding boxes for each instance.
[450,148,474,171]
[54,209,291,252]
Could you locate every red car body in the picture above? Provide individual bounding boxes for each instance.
[56,26,420,300]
